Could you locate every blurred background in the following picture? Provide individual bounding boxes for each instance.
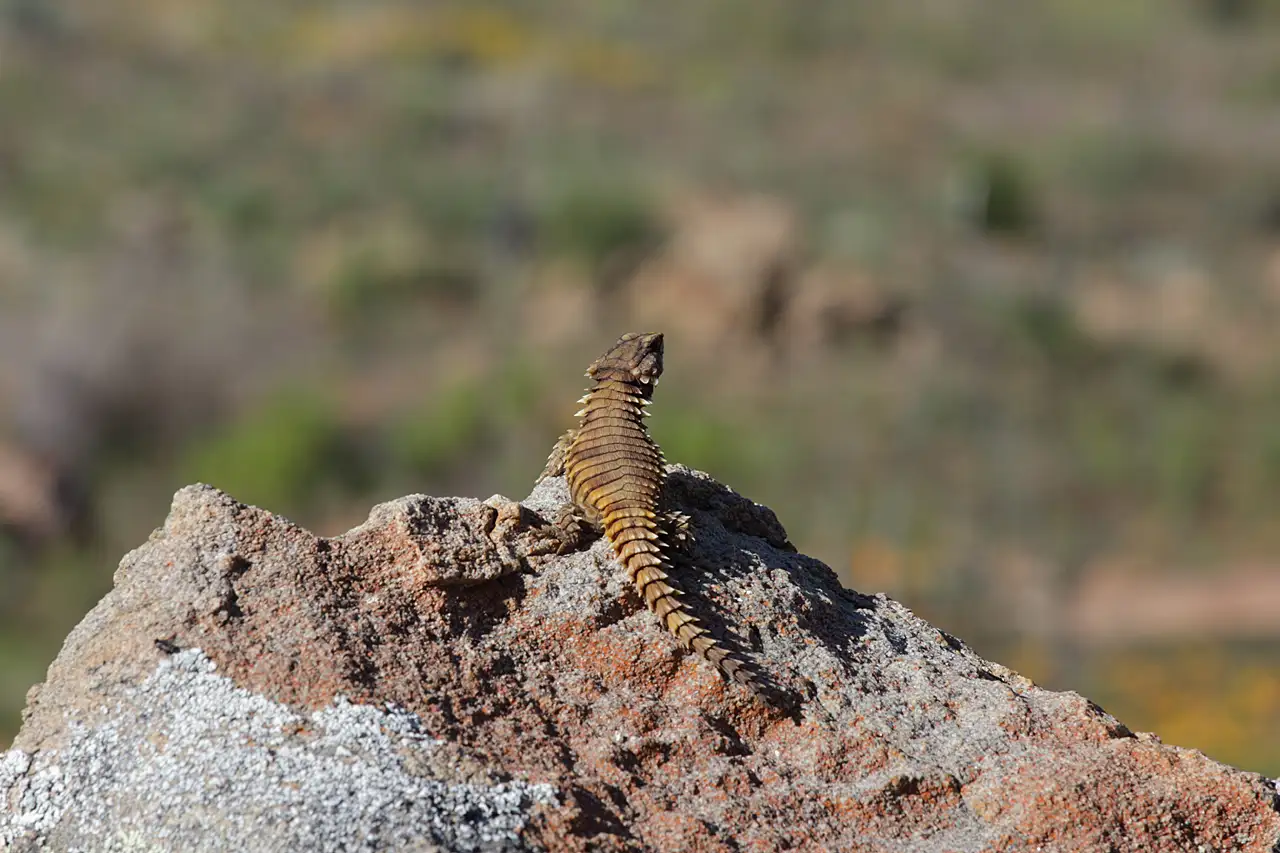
[2,0,1280,774]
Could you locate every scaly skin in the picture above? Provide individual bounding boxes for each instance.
[539,333,761,692]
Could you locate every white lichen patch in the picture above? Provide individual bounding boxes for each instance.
[0,649,557,852]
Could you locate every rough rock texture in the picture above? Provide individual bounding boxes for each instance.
[1,649,555,853]
[4,467,1279,852]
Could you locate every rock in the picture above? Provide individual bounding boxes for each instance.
[2,650,555,853]
[4,469,1278,852]
[1066,559,1280,644]
[0,439,91,549]
[782,262,907,351]
[622,194,799,349]
[1070,255,1274,381]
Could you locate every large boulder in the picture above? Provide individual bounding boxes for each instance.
[3,467,1278,851]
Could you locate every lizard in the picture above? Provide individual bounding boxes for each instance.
[537,332,764,694]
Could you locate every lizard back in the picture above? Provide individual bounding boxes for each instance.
[561,333,759,691]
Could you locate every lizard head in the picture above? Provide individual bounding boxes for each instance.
[587,332,664,388]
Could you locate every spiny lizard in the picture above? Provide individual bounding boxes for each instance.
[538,332,764,694]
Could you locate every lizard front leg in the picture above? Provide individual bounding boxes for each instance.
[536,428,599,553]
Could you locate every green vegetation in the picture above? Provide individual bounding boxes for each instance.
[655,407,794,488]
[181,392,362,514]
[389,383,494,481]
[538,182,661,270]
[962,152,1037,236]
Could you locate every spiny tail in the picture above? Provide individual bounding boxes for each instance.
[610,516,761,692]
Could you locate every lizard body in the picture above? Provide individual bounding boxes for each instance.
[539,332,761,692]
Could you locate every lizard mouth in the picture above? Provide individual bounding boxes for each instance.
[631,333,664,383]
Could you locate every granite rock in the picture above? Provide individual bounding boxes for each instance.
[3,467,1278,851]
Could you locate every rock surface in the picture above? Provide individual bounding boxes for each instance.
[3,467,1279,852]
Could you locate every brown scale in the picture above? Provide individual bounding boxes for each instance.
[540,332,759,691]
